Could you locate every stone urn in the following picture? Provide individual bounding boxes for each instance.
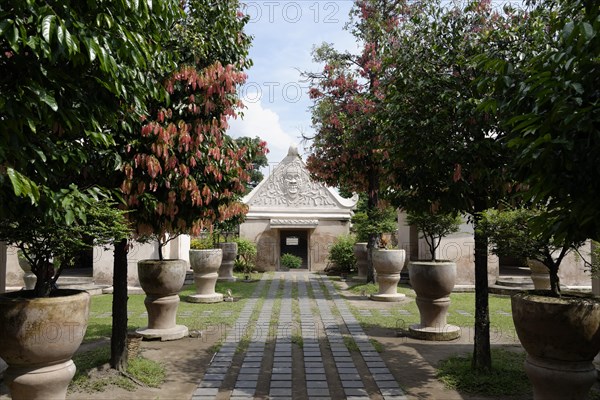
[187,249,223,303]
[17,252,37,290]
[136,259,188,341]
[512,292,600,400]
[371,249,406,302]
[527,259,551,290]
[352,242,368,282]
[408,261,460,340]
[0,289,90,400]
[217,242,238,282]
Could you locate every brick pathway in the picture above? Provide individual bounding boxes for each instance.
[191,272,407,400]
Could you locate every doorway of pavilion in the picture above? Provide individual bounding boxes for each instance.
[279,230,309,270]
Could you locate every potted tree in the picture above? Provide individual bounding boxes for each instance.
[234,238,257,281]
[479,206,599,399]
[0,198,129,399]
[325,234,356,280]
[406,210,462,340]
[355,206,406,302]
[186,234,223,303]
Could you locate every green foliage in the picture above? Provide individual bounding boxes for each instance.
[478,207,544,261]
[406,211,461,261]
[190,236,215,250]
[351,207,397,244]
[328,235,357,273]
[0,0,181,209]
[478,206,584,296]
[234,237,257,275]
[479,0,600,243]
[280,253,302,269]
[0,197,130,297]
[437,349,530,397]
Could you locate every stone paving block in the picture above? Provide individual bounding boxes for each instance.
[334,356,353,363]
[270,373,292,381]
[336,362,356,369]
[344,388,369,396]
[238,367,260,375]
[230,388,255,397]
[235,380,258,388]
[305,373,327,381]
[378,380,400,388]
[304,357,323,363]
[270,388,293,396]
[210,361,231,368]
[270,380,292,388]
[193,387,219,396]
[272,367,292,374]
[272,361,292,368]
[203,373,226,381]
[306,380,328,389]
[198,380,221,388]
[303,351,322,357]
[366,362,387,368]
[369,367,392,374]
[337,367,359,374]
[339,373,361,380]
[241,362,261,368]
[237,371,258,381]
[373,373,396,381]
[305,367,325,375]
[341,380,365,388]
[307,388,331,396]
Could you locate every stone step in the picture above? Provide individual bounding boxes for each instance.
[496,276,533,287]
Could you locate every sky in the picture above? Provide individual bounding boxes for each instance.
[227,1,357,173]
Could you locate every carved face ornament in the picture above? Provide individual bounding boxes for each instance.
[283,165,302,198]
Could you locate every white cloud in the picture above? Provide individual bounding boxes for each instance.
[227,101,303,170]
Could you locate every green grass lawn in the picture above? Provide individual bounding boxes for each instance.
[340,280,517,340]
[85,273,265,342]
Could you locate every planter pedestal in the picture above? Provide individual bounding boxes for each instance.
[408,261,460,341]
[217,242,237,282]
[371,249,406,302]
[5,361,76,400]
[512,292,600,400]
[525,355,597,400]
[137,260,188,341]
[187,249,224,303]
[0,289,90,400]
[353,243,368,282]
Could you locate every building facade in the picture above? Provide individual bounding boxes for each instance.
[240,145,358,271]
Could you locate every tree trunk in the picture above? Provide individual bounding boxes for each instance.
[111,238,129,371]
[472,212,491,372]
[366,169,380,284]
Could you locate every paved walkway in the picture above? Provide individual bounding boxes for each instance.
[191,271,407,400]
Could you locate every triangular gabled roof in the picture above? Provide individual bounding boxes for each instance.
[242,144,358,220]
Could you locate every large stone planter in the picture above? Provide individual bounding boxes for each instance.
[187,249,223,303]
[0,289,90,400]
[136,259,188,341]
[371,249,406,302]
[217,242,237,282]
[408,261,460,341]
[512,292,600,400]
[352,242,368,282]
[527,259,551,290]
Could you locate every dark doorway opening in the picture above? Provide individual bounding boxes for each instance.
[280,230,308,269]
